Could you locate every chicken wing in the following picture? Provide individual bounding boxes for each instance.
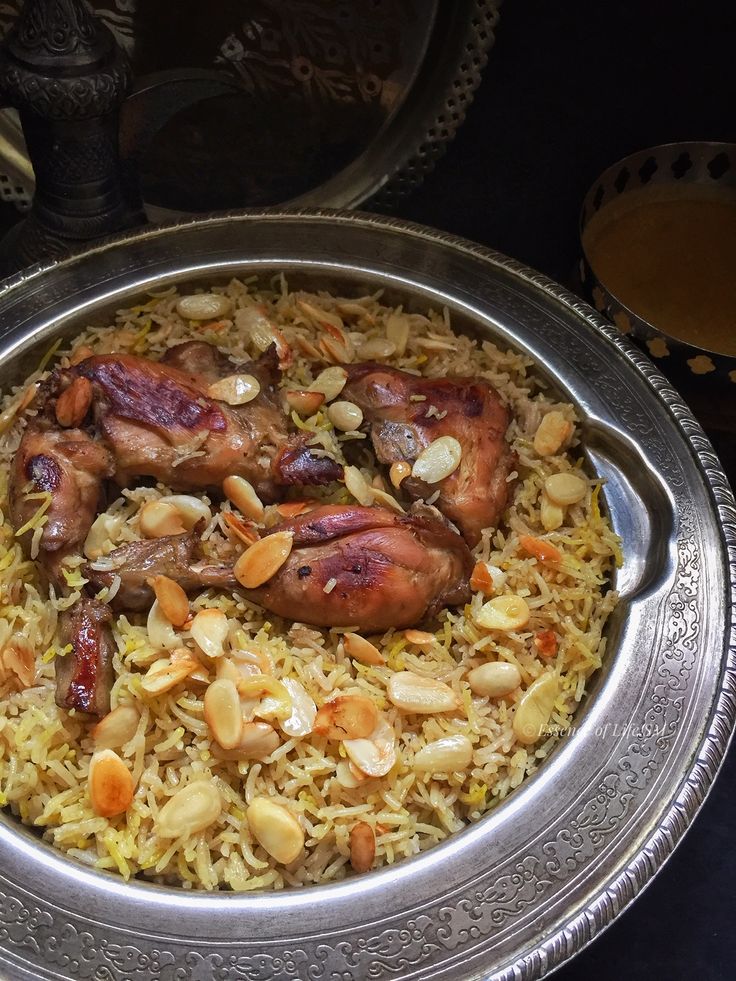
[343,364,517,546]
[243,503,473,631]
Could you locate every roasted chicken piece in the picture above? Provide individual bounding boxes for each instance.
[83,528,236,611]
[55,597,115,715]
[72,343,341,497]
[9,421,114,585]
[343,364,517,546]
[243,504,473,631]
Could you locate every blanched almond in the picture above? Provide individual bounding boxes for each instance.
[370,487,405,513]
[343,632,386,666]
[92,704,140,750]
[389,461,411,488]
[286,389,325,415]
[313,694,378,740]
[411,436,462,484]
[335,760,369,788]
[147,599,179,649]
[148,575,189,627]
[385,313,410,356]
[204,678,242,749]
[356,337,396,360]
[404,629,436,648]
[533,411,573,456]
[327,400,363,431]
[387,672,459,713]
[344,715,396,777]
[208,373,260,406]
[139,500,186,538]
[190,608,229,659]
[280,679,317,737]
[513,673,559,745]
[234,531,294,588]
[89,749,134,817]
[247,796,304,864]
[544,472,587,506]
[476,595,530,632]
[237,721,280,758]
[156,781,222,838]
[343,466,373,506]
[308,365,348,402]
[467,661,521,697]
[412,734,473,774]
[176,293,232,320]
[237,674,292,720]
[141,652,199,694]
[0,634,35,689]
[83,512,123,560]
[55,376,93,428]
[350,821,375,873]
[540,492,564,532]
[163,495,212,530]
[223,475,264,521]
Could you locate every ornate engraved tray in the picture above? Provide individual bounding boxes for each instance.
[0,0,500,214]
[0,211,733,980]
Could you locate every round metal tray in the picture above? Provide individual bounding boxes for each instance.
[0,211,733,981]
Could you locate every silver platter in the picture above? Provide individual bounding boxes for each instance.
[0,211,733,981]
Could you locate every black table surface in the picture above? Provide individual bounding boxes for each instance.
[0,2,733,978]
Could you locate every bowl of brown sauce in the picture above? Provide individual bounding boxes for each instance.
[580,142,736,396]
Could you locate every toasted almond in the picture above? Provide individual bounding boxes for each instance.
[147,599,179,649]
[320,333,353,365]
[411,435,462,484]
[533,411,573,456]
[172,646,209,684]
[207,373,260,406]
[544,472,587,506]
[387,672,459,713]
[343,632,386,666]
[89,749,134,817]
[70,344,94,365]
[294,334,322,360]
[285,389,325,415]
[141,652,198,694]
[298,300,345,331]
[467,661,521,697]
[176,293,232,320]
[327,400,364,431]
[314,694,379,740]
[190,608,229,659]
[0,634,36,690]
[276,500,316,518]
[164,495,212,530]
[235,721,281,758]
[204,678,243,749]
[148,575,189,627]
[223,475,265,521]
[519,535,561,564]
[247,797,304,864]
[513,673,559,745]
[540,492,565,532]
[222,511,260,545]
[83,512,123,560]
[139,500,186,539]
[476,595,531,632]
[156,781,222,838]
[55,376,93,428]
[356,337,396,360]
[280,679,317,737]
[234,531,294,588]
[344,715,396,777]
[236,675,292,720]
[412,734,474,774]
[308,366,348,401]
[343,465,373,506]
[350,821,376,873]
[389,461,412,489]
[92,704,140,750]
[403,629,436,648]
[534,629,558,658]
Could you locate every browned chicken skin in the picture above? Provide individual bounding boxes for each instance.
[244,504,474,631]
[83,529,236,611]
[342,364,517,546]
[74,344,341,496]
[55,597,115,715]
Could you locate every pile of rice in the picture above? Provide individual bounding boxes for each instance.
[0,277,620,890]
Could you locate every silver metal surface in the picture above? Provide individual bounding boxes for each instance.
[0,211,733,981]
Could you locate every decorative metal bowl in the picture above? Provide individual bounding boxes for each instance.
[0,211,733,981]
[579,141,736,388]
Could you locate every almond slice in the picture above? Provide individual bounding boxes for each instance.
[148,575,189,627]
[343,632,386,666]
[313,694,378,741]
[223,475,264,521]
[89,749,135,817]
[285,389,325,415]
[55,376,93,428]
[234,531,294,588]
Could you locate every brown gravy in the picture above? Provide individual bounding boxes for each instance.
[583,184,736,356]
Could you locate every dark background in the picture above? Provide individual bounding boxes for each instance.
[398,2,736,979]
[0,1,734,977]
